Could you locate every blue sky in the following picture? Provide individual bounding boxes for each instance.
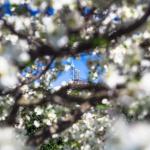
[52,53,104,87]
[52,55,89,87]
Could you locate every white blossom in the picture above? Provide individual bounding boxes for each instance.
[34,120,40,128]
[104,65,126,88]
[34,107,43,115]
[52,0,75,10]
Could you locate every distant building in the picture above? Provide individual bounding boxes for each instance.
[71,65,87,85]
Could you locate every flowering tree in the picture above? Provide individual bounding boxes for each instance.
[0,0,150,149]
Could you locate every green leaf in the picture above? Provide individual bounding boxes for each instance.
[12,4,28,15]
[92,37,109,48]
[96,104,110,110]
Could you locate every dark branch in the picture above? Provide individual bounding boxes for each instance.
[107,3,150,40]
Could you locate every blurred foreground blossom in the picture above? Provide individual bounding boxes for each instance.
[105,119,150,150]
[0,56,18,89]
[0,127,31,150]
[139,73,150,95]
